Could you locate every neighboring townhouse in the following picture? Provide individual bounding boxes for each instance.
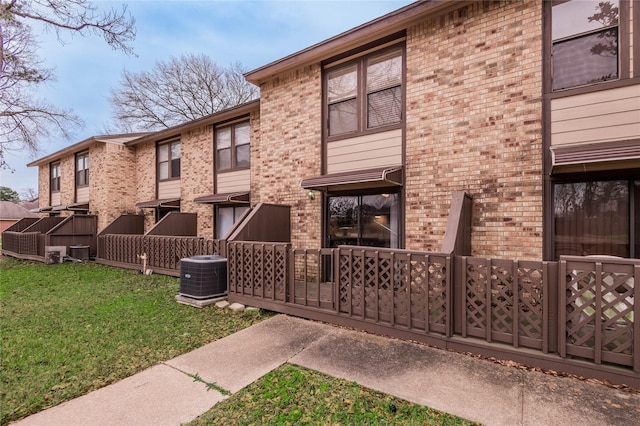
[244,0,639,261]
[124,100,259,238]
[543,0,640,260]
[27,134,147,232]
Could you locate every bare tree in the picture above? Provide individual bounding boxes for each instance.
[109,54,259,131]
[0,0,136,169]
[19,186,37,201]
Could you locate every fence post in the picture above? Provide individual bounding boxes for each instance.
[594,261,603,365]
[406,253,411,330]
[446,254,453,337]
[558,259,567,358]
[545,261,558,354]
[512,259,519,349]
[634,264,640,372]
[333,248,339,313]
[288,246,295,303]
[460,256,468,338]
[486,257,492,343]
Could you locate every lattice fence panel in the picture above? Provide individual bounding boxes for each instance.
[490,263,515,340]
[253,245,265,298]
[518,265,544,343]
[262,246,274,299]
[20,232,41,256]
[242,246,254,294]
[365,256,389,320]
[563,257,636,367]
[227,243,240,294]
[338,253,352,313]
[1,232,20,253]
[465,260,489,338]
[409,258,428,331]
[393,257,409,326]
[428,258,448,334]
[274,247,287,301]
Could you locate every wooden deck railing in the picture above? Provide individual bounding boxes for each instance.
[96,234,226,276]
[226,241,639,387]
[1,231,44,257]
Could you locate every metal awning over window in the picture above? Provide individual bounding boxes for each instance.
[551,140,640,170]
[50,203,90,212]
[68,202,89,211]
[135,198,181,209]
[193,192,250,204]
[301,166,403,192]
[34,205,57,213]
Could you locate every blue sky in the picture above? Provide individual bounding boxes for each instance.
[1,0,414,196]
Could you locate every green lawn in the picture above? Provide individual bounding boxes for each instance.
[190,364,478,425]
[1,256,476,426]
[0,257,271,425]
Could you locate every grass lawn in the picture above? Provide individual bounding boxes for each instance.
[1,257,476,426]
[190,364,478,425]
[0,257,271,425]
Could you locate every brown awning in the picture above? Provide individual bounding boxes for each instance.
[68,202,90,211]
[551,140,640,169]
[301,166,403,192]
[135,198,181,209]
[193,192,250,204]
[35,205,57,212]
[49,203,90,212]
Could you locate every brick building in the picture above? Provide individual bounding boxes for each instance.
[27,134,146,232]
[124,100,259,238]
[27,0,639,261]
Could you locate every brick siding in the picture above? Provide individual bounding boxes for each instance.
[252,65,324,249]
[180,125,214,238]
[404,1,543,259]
[253,1,543,258]
[90,143,138,232]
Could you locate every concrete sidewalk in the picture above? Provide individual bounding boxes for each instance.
[12,315,640,426]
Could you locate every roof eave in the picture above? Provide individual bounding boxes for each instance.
[26,132,149,167]
[245,0,469,85]
[125,99,260,147]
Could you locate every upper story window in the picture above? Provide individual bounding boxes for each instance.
[51,162,61,193]
[158,140,180,180]
[216,120,250,172]
[326,46,403,138]
[75,152,89,187]
[552,0,619,91]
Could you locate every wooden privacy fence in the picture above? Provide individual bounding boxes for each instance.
[227,241,639,387]
[96,234,225,276]
[1,216,96,261]
[1,231,43,257]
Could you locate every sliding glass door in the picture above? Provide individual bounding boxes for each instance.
[327,193,400,248]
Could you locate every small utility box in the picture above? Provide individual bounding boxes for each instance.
[45,246,66,264]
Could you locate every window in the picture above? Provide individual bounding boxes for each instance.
[158,140,180,180]
[216,121,250,171]
[327,46,403,137]
[216,205,250,238]
[75,152,89,187]
[51,162,61,192]
[553,178,639,259]
[327,192,400,249]
[551,0,619,90]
